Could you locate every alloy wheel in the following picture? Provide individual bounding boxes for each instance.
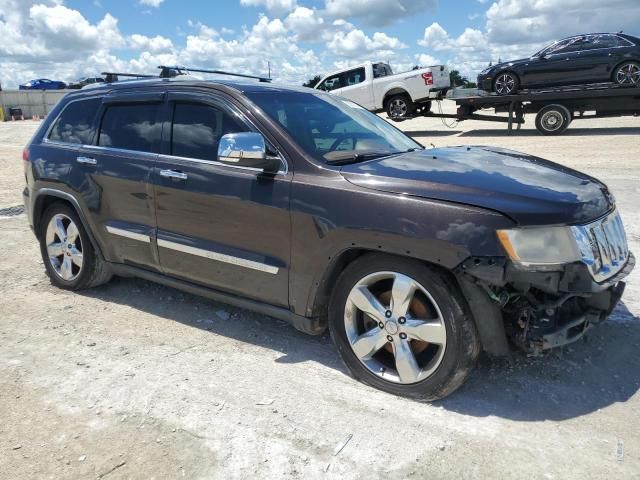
[389,98,408,119]
[616,63,640,86]
[344,271,447,384]
[495,74,516,95]
[45,213,83,281]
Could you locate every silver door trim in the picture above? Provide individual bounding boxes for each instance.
[157,238,279,274]
[106,226,151,243]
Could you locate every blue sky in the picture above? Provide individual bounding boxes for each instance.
[0,0,638,87]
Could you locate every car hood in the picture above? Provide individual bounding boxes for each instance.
[493,58,531,70]
[340,146,613,226]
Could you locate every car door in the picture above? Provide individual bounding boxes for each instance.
[523,37,584,87]
[565,35,614,83]
[337,67,374,109]
[153,91,291,307]
[80,91,164,270]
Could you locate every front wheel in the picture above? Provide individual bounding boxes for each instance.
[328,254,480,401]
[386,94,414,121]
[613,61,640,87]
[493,72,519,96]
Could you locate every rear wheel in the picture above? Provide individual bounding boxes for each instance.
[493,72,519,96]
[328,254,480,401]
[39,203,111,290]
[386,94,414,121]
[535,104,572,135]
[613,61,640,87]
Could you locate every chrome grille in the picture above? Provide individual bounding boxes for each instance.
[571,210,629,282]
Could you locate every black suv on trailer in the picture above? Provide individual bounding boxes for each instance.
[23,78,634,400]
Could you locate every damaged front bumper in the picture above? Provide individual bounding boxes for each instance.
[456,252,635,356]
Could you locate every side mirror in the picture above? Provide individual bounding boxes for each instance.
[217,132,281,173]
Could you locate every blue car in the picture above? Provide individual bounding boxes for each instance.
[19,79,67,90]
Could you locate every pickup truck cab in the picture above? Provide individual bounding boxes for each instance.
[315,61,450,120]
[23,78,633,401]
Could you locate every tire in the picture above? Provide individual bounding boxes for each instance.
[535,104,572,136]
[386,94,414,121]
[39,203,111,290]
[613,61,640,87]
[328,254,480,401]
[493,72,519,96]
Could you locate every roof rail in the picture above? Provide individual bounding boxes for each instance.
[101,72,156,83]
[157,66,272,82]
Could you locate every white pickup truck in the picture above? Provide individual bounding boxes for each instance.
[314,61,450,120]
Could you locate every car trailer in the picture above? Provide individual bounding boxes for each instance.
[414,84,640,135]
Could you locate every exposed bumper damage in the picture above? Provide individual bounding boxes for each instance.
[456,252,635,356]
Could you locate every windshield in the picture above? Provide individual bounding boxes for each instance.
[245,91,422,163]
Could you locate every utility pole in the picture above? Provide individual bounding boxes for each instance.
[268,61,271,80]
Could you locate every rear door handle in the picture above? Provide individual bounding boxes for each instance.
[76,156,97,165]
[159,169,188,180]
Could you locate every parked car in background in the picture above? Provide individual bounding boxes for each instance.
[68,77,105,89]
[19,79,67,90]
[315,61,450,120]
[22,78,633,400]
[478,33,640,95]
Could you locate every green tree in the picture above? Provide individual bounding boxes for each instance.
[303,75,322,88]
[449,70,478,88]
[449,70,477,88]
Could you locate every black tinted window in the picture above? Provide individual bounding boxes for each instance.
[318,74,344,91]
[344,68,365,86]
[48,98,100,144]
[98,104,159,152]
[171,103,246,161]
[590,35,626,48]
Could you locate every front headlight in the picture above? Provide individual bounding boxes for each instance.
[497,227,581,266]
[479,67,494,75]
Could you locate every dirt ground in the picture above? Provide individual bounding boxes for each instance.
[1,104,639,480]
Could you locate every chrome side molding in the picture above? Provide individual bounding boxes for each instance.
[157,238,279,274]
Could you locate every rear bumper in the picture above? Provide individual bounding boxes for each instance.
[22,186,35,232]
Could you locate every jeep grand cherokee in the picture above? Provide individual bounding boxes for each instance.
[22,78,634,400]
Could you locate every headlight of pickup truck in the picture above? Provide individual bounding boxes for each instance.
[497,227,581,266]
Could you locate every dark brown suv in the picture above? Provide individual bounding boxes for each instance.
[22,78,634,400]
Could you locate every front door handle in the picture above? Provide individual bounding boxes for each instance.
[76,156,97,165]
[159,169,188,181]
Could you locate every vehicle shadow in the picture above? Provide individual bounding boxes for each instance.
[457,126,640,137]
[440,300,640,421]
[77,276,345,371]
[78,277,639,421]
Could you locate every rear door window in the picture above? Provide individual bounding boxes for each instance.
[98,104,160,153]
[170,102,247,161]
[344,68,366,86]
[48,98,101,145]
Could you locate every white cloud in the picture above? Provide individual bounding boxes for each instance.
[240,0,297,16]
[138,0,164,7]
[486,0,640,45]
[129,34,174,53]
[327,29,406,59]
[324,0,437,27]
[285,7,325,41]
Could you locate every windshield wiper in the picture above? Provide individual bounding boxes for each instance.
[325,148,422,166]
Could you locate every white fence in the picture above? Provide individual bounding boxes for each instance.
[0,89,68,120]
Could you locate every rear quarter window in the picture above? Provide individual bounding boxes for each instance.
[98,104,160,153]
[48,98,101,145]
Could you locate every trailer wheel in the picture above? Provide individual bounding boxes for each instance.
[535,104,572,135]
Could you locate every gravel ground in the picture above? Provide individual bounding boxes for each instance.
[0,106,639,480]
